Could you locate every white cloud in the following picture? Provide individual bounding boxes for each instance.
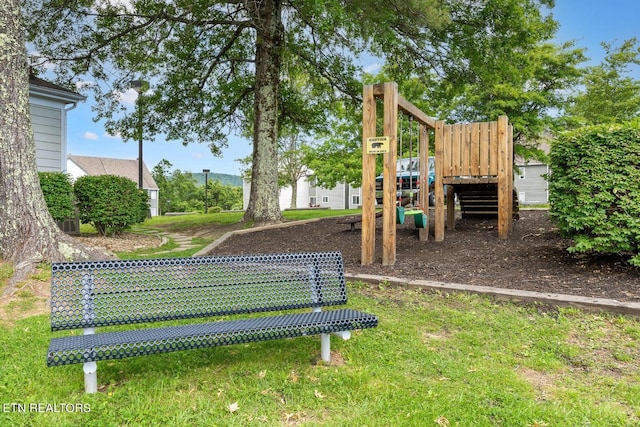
[192,153,204,159]
[363,62,382,74]
[104,131,121,139]
[83,131,99,140]
[119,88,139,106]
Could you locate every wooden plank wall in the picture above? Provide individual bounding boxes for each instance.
[440,121,500,179]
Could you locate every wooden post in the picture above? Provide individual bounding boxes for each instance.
[446,185,456,230]
[418,124,429,241]
[382,83,398,265]
[508,123,514,230]
[434,120,445,241]
[497,115,510,239]
[361,85,377,265]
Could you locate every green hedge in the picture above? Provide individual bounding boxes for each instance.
[548,122,640,265]
[74,175,149,236]
[38,172,74,222]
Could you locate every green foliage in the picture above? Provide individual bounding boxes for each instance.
[37,172,74,222]
[548,122,640,265]
[380,0,585,144]
[564,38,640,126]
[73,175,149,236]
[152,160,242,213]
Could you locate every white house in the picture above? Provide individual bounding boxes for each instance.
[67,155,160,216]
[514,142,551,205]
[29,73,86,172]
[243,175,361,211]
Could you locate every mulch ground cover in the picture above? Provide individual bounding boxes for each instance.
[207,210,640,302]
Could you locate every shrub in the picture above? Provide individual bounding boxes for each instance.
[74,175,149,236]
[548,122,640,265]
[38,172,74,222]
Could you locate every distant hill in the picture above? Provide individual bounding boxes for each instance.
[192,172,242,187]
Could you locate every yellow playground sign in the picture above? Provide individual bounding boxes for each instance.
[366,136,390,154]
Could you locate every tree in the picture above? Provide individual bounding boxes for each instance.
[151,160,202,213]
[385,0,585,151]
[205,180,243,211]
[152,159,242,212]
[305,0,586,186]
[0,0,105,296]
[304,108,363,189]
[278,133,308,209]
[24,0,450,226]
[564,38,640,126]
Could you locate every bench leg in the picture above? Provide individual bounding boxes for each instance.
[321,333,331,362]
[84,362,98,394]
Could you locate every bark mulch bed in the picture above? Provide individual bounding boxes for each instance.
[206,210,640,302]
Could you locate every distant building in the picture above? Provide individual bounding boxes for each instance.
[29,73,86,172]
[514,142,550,205]
[67,155,160,216]
[243,175,361,211]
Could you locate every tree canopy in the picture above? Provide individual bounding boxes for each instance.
[564,38,640,126]
[24,0,450,224]
[306,0,585,188]
[25,0,590,216]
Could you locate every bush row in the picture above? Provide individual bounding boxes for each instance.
[38,173,149,236]
[548,121,640,266]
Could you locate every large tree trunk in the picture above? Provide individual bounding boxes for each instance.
[243,0,285,226]
[0,0,108,296]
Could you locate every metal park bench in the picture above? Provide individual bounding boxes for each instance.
[47,252,378,393]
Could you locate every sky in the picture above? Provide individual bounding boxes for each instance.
[63,0,640,177]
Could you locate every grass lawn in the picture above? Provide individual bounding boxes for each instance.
[1,283,639,426]
[1,211,639,426]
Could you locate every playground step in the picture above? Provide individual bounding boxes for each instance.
[455,184,519,219]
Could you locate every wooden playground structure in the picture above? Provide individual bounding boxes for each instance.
[361,82,515,265]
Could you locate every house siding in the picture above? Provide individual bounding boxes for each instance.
[311,182,361,210]
[243,177,360,211]
[30,103,64,172]
[514,163,549,204]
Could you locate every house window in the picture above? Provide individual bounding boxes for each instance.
[352,195,360,206]
[322,196,329,204]
[309,196,317,207]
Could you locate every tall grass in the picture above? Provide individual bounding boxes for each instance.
[2,284,639,426]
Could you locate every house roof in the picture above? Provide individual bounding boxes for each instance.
[68,155,159,189]
[29,73,86,103]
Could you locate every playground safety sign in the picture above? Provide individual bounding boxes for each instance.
[366,136,390,154]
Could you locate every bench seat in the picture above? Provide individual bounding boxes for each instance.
[48,309,377,366]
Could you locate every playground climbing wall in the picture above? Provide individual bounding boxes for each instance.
[434,116,515,241]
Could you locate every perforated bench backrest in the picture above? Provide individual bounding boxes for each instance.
[50,252,346,331]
